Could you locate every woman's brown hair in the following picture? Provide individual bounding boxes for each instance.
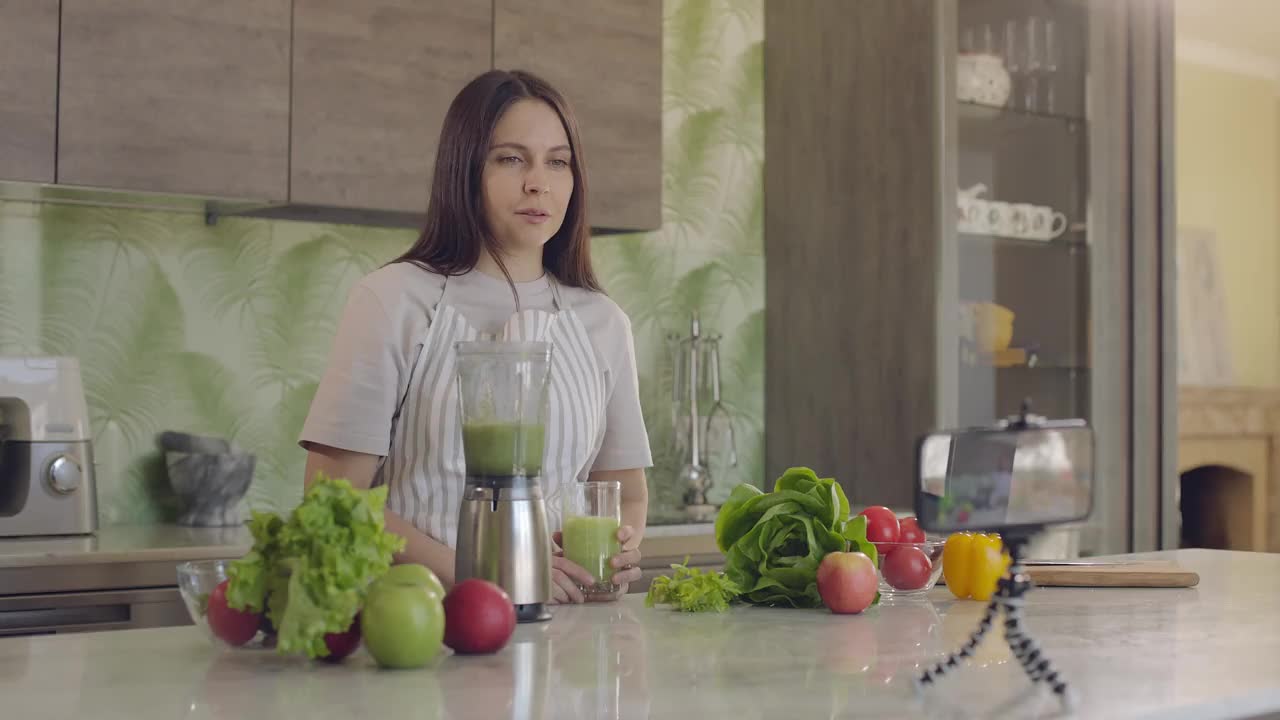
[393,69,601,293]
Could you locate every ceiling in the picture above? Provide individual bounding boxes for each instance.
[1175,0,1280,75]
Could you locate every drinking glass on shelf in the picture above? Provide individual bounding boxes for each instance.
[1022,16,1062,115]
[1003,19,1026,111]
[979,23,997,55]
[962,22,997,55]
[1024,17,1043,112]
[1042,19,1061,113]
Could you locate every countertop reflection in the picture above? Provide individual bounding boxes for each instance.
[1,549,1278,719]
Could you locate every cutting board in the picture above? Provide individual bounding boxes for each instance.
[1025,561,1200,588]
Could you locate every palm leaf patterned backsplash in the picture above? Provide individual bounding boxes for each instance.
[0,0,762,525]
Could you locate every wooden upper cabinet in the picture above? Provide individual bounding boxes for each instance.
[290,1,492,214]
[494,0,663,232]
[0,1,59,183]
[57,0,290,200]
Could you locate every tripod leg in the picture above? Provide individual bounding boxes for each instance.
[918,535,1078,710]
[1002,582,1076,708]
[916,598,1000,689]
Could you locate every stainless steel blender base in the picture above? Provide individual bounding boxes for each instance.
[455,476,553,613]
[515,603,552,623]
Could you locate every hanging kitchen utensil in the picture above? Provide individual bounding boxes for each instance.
[668,330,689,459]
[669,312,739,520]
[703,338,737,470]
[675,313,709,509]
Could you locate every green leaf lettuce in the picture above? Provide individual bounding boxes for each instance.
[227,474,406,658]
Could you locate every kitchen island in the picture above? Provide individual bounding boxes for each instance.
[3,549,1278,719]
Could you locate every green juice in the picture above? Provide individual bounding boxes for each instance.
[562,515,621,584]
[462,422,545,476]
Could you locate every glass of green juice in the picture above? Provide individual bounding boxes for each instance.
[561,480,622,596]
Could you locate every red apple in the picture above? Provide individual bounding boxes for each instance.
[321,614,362,663]
[443,579,516,655]
[816,551,878,614]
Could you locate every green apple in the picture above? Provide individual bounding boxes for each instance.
[376,563,445,598]
[361,576,445,669]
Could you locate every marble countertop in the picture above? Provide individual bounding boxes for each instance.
[0,524,252,569]
[3,549,1278,719]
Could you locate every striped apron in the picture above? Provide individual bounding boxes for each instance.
[377,274,608,548]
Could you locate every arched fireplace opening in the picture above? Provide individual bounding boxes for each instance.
[1179,464,1254,550]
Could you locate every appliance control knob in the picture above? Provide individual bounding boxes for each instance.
[47,455,82,495]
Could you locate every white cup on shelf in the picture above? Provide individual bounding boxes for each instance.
[957,184,989,234]
[1027,205,1068,240]
[986,201,1016,237]
[1009,203,1035,239]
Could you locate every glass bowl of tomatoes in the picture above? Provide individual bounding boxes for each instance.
[854,508,947,598]
[874,538,946,598]
[177,559,267,649]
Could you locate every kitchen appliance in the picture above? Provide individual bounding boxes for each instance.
[0,357,97,538]
[453,341,553,623]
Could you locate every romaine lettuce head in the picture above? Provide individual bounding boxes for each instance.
[714,468,877,608]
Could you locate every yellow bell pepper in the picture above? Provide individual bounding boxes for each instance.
[942,532,1011,601]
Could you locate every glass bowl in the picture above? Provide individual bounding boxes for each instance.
[176,558,267,648]
[875,538,946,598]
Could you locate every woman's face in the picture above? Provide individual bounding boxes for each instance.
[482,99,575,254]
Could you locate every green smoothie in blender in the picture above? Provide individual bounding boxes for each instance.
[461,422,545,477]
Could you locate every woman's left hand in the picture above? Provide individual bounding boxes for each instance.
[591,525,642,602]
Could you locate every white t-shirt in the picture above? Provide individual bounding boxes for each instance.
[299,262,653,473]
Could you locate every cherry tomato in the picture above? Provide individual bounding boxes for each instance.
[899,517,926,544]
[206,579,261,647]
[881,546,932,590]
[858,506,901,556]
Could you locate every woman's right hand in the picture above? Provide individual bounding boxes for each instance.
[549,532,597,604]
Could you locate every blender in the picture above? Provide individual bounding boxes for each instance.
[454,340,554,623]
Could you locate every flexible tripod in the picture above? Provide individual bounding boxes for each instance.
[916,535,1077,710]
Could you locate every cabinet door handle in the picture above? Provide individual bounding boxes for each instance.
[0,604,130,633]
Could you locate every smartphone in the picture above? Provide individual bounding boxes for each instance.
[914,421,1094,535]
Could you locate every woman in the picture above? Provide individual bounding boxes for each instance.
[298,70,651,604]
